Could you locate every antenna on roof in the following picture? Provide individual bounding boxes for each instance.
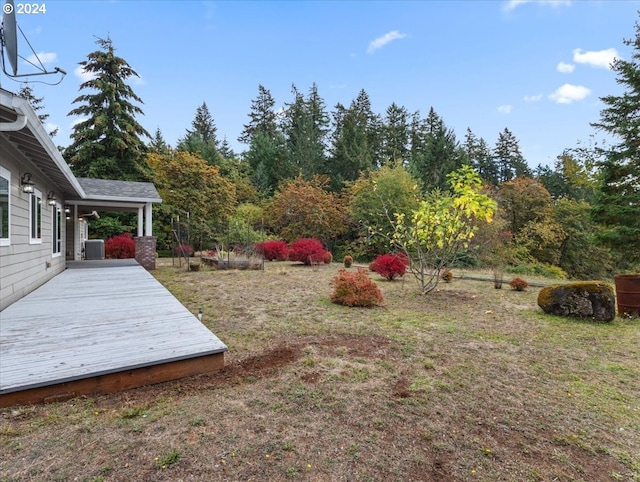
[0,0,66,84]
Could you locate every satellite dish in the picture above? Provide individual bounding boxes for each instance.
[2,0,18,76]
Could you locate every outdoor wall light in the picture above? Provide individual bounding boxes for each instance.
[47,191,57,206]
[64,204,71,214]
[20,173,35,193]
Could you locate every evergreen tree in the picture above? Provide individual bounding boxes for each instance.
[218,137,235,160]
[493,128,530,183]
[381,103,410,165]
[463,128,498,186]
[149,127,169,154]
[64,36,151,181]
[590,17,640,266]
[281,83,330,179]
[18,85,58,137]
[177,102,221,164]
[245,131,294,196]
[238,84,279,145]
[408,108,465,192]
[190,102,218,145]
[326,90,378,191]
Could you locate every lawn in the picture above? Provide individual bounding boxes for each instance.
[1,259,639,481]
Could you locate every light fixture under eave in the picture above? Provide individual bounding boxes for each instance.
[47,191,56,206]
[64,204,71,214]
[20,173,34,193]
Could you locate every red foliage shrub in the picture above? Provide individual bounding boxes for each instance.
[288,238,327,265]
[255,240,289,261]
[330,268,383,307]
[369,253,408,281]
[105,233,135,259]
[441,268,454,283]
[323,251,333,264]
[509,277,529,291]
[344,255,353,268]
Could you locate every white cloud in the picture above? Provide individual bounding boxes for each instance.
[74,65,96,83]
[548,83,590,104]
[524,93,543,102]
[24,52,57,66]
[498,104,513,114]
[572,48,619,69]
[557,62,575,73]
[504,0,571,11]
[132,76,146,86]
[367,30,408,54]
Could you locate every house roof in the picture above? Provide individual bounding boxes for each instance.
[0,88,85,198]
[76,178,161,203]
[0,88,162,208]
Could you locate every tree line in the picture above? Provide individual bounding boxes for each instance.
[24,23,640,278]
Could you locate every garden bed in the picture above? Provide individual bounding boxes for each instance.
[200,256,262,270]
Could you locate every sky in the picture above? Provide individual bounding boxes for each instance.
[1,0,638,169]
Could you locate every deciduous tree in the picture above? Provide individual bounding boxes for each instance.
[147,150,236,246]
[389,165,496,294]
[264,175,348,243]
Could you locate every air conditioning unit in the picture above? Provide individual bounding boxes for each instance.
[84,240,104,260]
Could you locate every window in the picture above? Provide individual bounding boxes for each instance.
[30,189,42,244]
[52,203,62,256]
[0,167,9,246]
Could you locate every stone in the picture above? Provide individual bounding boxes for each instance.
[537,281,616,322]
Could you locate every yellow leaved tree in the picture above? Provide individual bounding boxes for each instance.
[391,165,496,294]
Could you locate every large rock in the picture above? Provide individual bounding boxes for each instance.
[537,282,616,322]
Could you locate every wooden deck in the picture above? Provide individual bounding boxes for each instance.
[0,260,227,407]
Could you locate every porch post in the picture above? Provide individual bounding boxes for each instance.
[144,202,152,236]
[137,207,143,237]
[135,202,156,270]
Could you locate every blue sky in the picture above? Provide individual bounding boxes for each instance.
[2,0,638,169]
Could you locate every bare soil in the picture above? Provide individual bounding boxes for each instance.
[1,259,638,481]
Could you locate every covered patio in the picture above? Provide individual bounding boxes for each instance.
[0,260,227,407]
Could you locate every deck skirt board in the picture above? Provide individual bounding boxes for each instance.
[0,263,227,405]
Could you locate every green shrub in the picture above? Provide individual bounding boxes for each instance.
[330,268,383,307]
[506,263,567,280]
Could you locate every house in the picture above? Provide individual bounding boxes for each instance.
[1,87,227,407]
[0,87,160,310]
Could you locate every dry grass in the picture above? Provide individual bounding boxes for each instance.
[1,259,639,481]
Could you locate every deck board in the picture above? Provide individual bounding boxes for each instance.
[0,262,227,397]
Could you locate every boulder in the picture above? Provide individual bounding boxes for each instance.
[537,281,616,322]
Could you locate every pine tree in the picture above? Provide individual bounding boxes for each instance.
[590,17,640,266]
[246,131,294,196]
[282,83,329,179]
[64,36,151,181]
[238,84,279,145]
[463,128,498,186]
[326,90,378,191]
[190,102,218,145]
[493,128,530,183]
[18,85,58,137]
[408,108,465,192]
[177,102,221,165]
[149,127,169,154]
[381,103,410,166]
